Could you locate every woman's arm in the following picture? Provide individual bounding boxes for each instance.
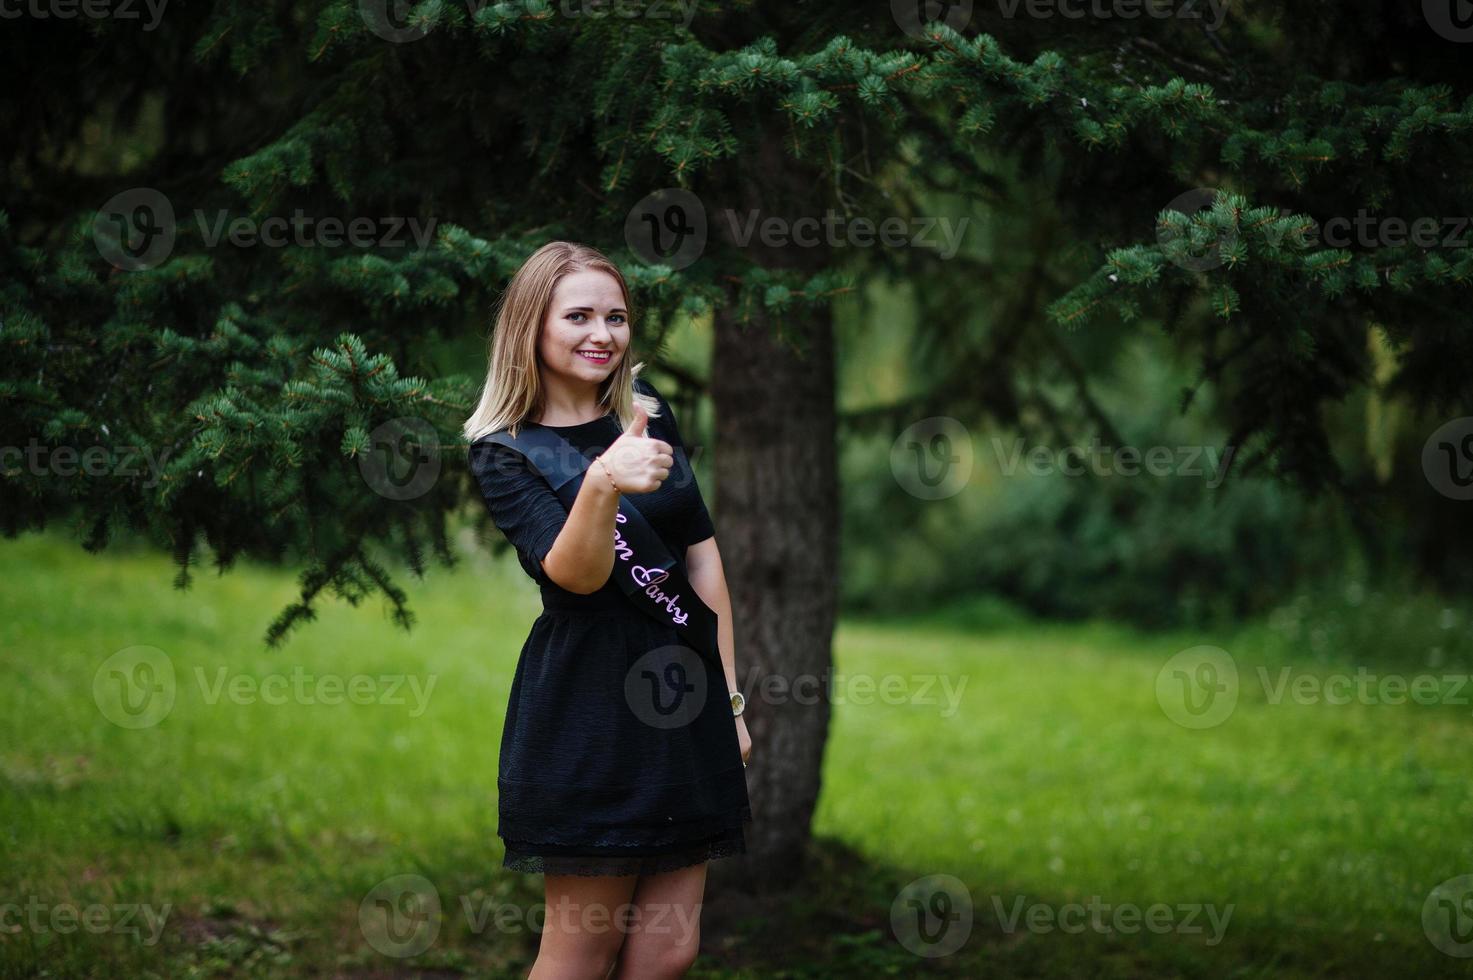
[688,535,752,765]
[541,405,672,594]
[686,536,738,695]
[539,465,621,594]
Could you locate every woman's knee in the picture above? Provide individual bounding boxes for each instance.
[533,929,627,979]
[535,874,639,979]
[618,927,699,980]
[659,932,700,976]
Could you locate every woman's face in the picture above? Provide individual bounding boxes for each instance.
[537,269,629,386]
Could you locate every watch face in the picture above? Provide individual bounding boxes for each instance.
[730,692,745,712]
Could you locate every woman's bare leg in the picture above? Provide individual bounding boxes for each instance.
[529,872,640,980]
[610,862,708,980]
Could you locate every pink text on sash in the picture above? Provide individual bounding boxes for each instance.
[612,512,689,625]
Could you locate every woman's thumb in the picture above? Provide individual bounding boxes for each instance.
[627,401,649,436]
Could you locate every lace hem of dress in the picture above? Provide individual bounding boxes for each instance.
[499,805,752,849]
[502,828,746,877]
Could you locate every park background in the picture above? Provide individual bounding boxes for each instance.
[4,1,1473,977]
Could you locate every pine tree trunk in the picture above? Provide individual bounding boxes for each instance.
[708,295,839,892]
[699,127,842,894]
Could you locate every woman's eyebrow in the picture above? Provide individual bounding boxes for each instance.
[563,305,629,314]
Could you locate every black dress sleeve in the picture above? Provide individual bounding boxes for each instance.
[468,437,569,586]
[635,377,716,547]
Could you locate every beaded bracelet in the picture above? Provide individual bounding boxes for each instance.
[594,455,620,494]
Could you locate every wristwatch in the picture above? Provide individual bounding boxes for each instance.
[729,690,746,717]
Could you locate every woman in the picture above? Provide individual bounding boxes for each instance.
[464,241,753,979]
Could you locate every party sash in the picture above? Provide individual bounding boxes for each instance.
[481,423,721,665]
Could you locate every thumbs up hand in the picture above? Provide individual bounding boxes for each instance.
[625,401,650,438]
[597,402,673,494]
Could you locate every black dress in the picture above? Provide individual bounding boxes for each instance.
[467,377,752,877]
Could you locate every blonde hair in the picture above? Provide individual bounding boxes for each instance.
[463,241,661,442]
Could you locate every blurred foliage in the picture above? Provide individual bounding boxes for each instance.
[836,283,1464,630]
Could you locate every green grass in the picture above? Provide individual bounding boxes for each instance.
[2,532,1472,977]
